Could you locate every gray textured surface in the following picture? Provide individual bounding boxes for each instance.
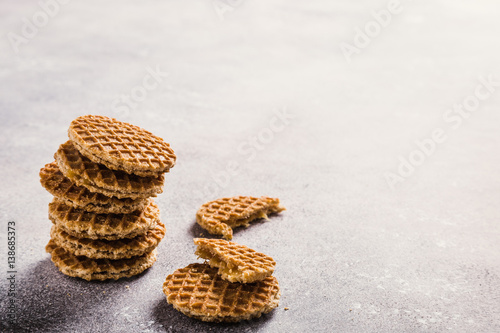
[1,1,500,332]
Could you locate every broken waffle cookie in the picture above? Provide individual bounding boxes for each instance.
[50,221,166,260]
[46,239,157,281]
[196,196,285,240]
[55,141,164,200]
[40,162,148,214]
[68,115,176,177]
[194,238,275,283]
[163,263,280,323]
[48,198,159,240]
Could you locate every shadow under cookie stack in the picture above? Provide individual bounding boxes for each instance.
[39,115,176,281]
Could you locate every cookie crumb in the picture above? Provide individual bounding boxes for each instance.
[284,307,289,311]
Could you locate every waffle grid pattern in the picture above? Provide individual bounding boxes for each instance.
[194,238,275,283]
[46,240,157,281]
[69,115,176,175]
[40,162,146,213]
[50,221,166,259]
[55,141,164,199]
[196,196,285,239]
[48,198,159,240]
[163,263,280,322]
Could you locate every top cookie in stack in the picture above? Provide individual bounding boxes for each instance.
[68,115,176,177]
[41,115,176,281]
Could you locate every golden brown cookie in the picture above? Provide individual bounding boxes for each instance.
[196,196,285,240]
[50,222,166,259]
[40,161,148,214]
[163,263,280,323]
[194,238,275,283]
[48,198,159,240]
[55,141,164,200]
[68,115,176,177]
[46,239,157,281]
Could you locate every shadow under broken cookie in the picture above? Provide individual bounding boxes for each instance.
[188,213,284,240]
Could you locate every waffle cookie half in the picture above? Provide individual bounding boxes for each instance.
[194,238,275,283]
[196,196,285,240]
[68,115,176,177]
[55,141,164,200]
[50,221,166,259]
[46,239,157,281]
[48,198,159,240]
[40,162,148,214]
[163,263,280,323]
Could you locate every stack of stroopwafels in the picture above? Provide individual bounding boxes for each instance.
[39,115,176,281]
[163,238,280,322]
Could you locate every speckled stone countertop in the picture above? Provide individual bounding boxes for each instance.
[1,1,499,332]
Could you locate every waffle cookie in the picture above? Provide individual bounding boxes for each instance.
[68,115,176,177]
[48,198,159,240]
[163,263,280,323]
[40,162,148,214]
[55,141,164,200]
[194,238,275,283]
[196,196,285,240]
[50,221,166,260]
[46,239,157,281]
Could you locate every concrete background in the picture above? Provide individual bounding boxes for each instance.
[1,0,499,332]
